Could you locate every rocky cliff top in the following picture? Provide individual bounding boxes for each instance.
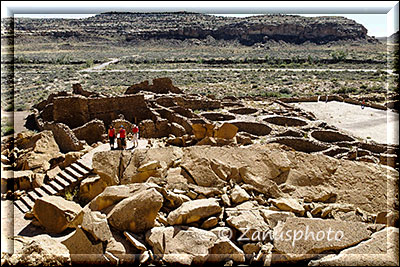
[3,12,375,45]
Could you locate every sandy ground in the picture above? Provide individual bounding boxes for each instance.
[295,101,399,145]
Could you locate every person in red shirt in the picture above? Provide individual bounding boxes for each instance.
[132,124,139,148]
[108,125,115,150]
[119,125,126,150]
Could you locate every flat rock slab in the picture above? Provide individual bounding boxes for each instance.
[273,217,372,262]
[146,226,217,265]
[167,198,222,225]
[308,227,399,266]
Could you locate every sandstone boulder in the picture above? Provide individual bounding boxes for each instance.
[61,151,84,168]
[230,184,251,204]
[167,198,222,225]
[308,227,399,266]
[273,217,372,262]
[73,119,106,145]
[107,187,163,233]
[269,198,305,216]
[15,130,60,153]
[146,226,217,265]
[192,123,210,140]
[201,216,219,229]
[92,150,126,186]
[81,210,113,242]
[259,209,296,228]
[170,122,186,137]
[61,226,104,264]
[79,175,107,203]
[33,195,82,234]
[17,152,51,172]
[226,201,270,239]
[208,239,246,263]
[196,136,218,146]
[88,184,134,211]
[214,123,238,139]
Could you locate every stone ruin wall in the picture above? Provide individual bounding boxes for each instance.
[50,94,157,129]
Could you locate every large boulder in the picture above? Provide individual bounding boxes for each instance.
[14,130,62,172]
[33,195,82,234]
[87,183,160,212]
[79,175,107,203]
[73,119,106,145]
[308,227,399,266]
[145,226,217,265]
[273,217,372,262]
[61,226,104,264]
[214,123,238,139]
[4,235,70,266]
[16,130,60,153]
[269,198,305,216]
[44,122,85,152]
[167,198,222,225]
[230,184,251,204]
[81,210,113,242]
[226,201,270,239]
[92,150,135,186]
[208,239,246,264]
[107,187,163,233]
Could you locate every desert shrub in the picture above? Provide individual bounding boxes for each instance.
[279,88,292,95]
[330,50,347,62]
[261,91,281,97]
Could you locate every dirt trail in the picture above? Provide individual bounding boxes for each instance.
[295,101,399,145]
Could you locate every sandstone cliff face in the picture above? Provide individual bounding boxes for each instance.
[7,12,374,45]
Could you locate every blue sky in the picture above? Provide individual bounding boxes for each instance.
[2,1,399,37]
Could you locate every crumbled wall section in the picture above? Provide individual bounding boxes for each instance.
[51,94,154,129]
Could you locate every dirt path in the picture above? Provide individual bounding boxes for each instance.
[295,101,399,145]
[78,67,393,73]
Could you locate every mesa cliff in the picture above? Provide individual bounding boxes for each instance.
[3,12,377,45]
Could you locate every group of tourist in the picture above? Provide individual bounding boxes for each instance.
[107,124,139,150]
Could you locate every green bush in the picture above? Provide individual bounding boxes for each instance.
[330,50,347,62]
[279,88,292,95]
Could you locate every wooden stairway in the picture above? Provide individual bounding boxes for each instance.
[14,160,92,213]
